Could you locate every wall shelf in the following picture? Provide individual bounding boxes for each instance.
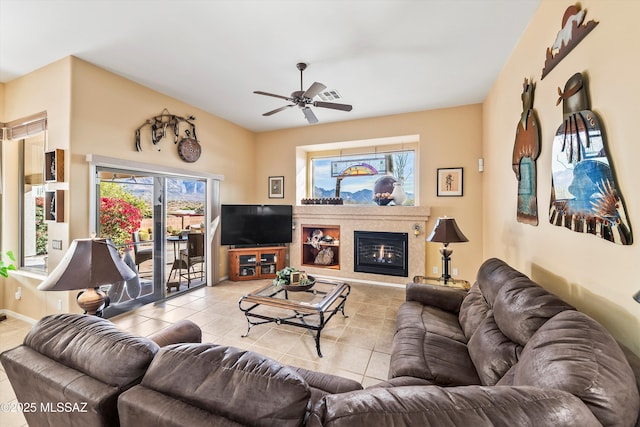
[45,149,64,182]
[301,225,340,270]
[44,190,65,222]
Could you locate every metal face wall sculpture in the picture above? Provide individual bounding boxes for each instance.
[549,73,632,244]
[513,78,541,225]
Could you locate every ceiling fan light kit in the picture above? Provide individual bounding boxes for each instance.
[254,62,352,124]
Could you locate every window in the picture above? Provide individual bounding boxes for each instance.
[310,149,416,205]
[9,112,49,272]
[21,133,48,271]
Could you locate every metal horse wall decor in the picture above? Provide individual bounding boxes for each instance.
[549,73,632,245]
[134,109,202,163]
[512,78,541,225]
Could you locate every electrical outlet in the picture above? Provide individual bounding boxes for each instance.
[57,299,62,311]
[15,287,22,300]
[453,268,459,276]
[432,266,438,274]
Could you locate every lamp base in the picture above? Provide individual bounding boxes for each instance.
[77,287,110,317]
[439,245,453,285]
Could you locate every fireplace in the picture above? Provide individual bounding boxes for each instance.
[354,231,408,277]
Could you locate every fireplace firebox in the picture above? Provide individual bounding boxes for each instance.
[354,231,408,277]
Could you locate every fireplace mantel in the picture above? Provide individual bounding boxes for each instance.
[293,205,430,222]
[291,205,430,286]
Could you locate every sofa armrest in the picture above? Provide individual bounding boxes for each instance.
[309,385,600,427]
[1,345,124,427]
[406,282,467,313]
[147,320,201,347]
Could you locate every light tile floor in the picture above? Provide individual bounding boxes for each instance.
[0,279,405,427]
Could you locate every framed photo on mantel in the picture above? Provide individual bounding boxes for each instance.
[437,167,463,197]
[269,176,284,198]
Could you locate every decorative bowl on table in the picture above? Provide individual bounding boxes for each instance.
[282,276,316,292]
[274,267,316,292]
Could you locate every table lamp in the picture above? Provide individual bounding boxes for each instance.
[426,217,468,285]
[38,237,136,316]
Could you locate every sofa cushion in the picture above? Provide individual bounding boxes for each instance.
[389,301,480,385]
[466,314,521,385]
[23,313,159,387]
[476,258,528,305]
[308,385,600,427]
[510,310,640,427]
[139,343,310,427]
[459,283,491,339]
[492,277,574,346]
[460,259,575,387]
[119,385,245,427]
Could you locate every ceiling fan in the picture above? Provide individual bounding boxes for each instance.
[253,62,352,124]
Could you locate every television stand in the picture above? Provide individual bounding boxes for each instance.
[228,246,286,281]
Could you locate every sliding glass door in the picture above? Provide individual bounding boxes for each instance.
[94,167,207,317]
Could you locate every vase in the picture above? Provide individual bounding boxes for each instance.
[391,182,407,205]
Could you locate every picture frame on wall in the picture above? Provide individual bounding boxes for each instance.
[437,167,463,197]
[268,176,284,198]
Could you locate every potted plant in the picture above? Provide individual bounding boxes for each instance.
[0,250,16,278]
[273,266,315,291]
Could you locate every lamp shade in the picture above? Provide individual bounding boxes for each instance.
[426,217,469,244]
[38,238,136,291]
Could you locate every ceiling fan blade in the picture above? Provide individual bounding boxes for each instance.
[313,101,353,112]
[263,105,294,116]
[302,107,318,124]
[253,91,293,101]
[303,82,327,99]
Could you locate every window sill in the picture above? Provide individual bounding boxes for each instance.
[11,269,48,281]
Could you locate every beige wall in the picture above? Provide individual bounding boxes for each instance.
[0,82,4,310]
[483,0,640,353]
[0,56,256,319]
[255,105,484,281]
[1,57,73,318]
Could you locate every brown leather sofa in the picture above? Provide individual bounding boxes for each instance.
[0,313,201,427]
[309,258,640,426]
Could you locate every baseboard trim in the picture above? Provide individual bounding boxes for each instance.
[0,309,37,325]
[311,274,406,289]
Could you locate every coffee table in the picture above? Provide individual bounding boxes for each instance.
[238,278,350,357]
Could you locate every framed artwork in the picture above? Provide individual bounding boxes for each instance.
[437,168,463,197]
[268,176,284,198]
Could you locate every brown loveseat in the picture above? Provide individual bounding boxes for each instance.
[0,314,201,427]
[1,313,362,426]
[310,258,640,426]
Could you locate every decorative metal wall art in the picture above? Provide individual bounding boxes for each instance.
[134,108,202,163]
[549,73,632,244]
[542,4,599,79]
[512,78,541,225]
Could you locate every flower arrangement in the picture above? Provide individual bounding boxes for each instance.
[273,266,314,287]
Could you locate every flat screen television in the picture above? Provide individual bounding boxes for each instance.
[220,204,292,246]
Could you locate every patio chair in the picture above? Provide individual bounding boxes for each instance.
[179,233,205,286]
[132,231,153,272]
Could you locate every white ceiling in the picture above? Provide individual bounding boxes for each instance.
[0,0,540,132]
